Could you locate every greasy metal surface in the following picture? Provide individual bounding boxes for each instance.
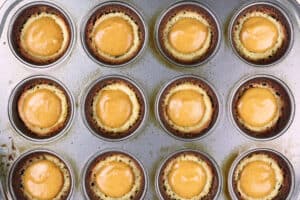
[0,0,299,199]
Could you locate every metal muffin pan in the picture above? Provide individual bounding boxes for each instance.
[0,0,299,199]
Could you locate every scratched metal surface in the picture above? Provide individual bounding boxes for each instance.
[0,0,299,199]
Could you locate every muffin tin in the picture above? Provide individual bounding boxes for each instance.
[0,0,299,199]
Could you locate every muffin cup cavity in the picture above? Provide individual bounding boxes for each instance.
[8,75,75,143]
[154,1,221,67]
[81,74,148,142]
[155,149,222,200]
[7,148,75,200]
[81,1,148,67]
[155,75,220,141]
[228,148,295,200]
[229,74,295,141]
[81,149,148,200]
[229,1,293,66]
[8,1,75,68]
